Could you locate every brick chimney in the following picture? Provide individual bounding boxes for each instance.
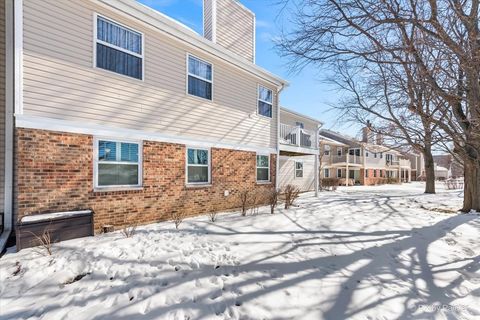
[376,133,384,145]
[362,121,374,143]
[203,0,255,62]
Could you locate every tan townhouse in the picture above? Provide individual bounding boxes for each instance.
[0,0,290,250]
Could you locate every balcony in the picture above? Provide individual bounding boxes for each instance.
[332,155,363,165]
[279,123,316,149]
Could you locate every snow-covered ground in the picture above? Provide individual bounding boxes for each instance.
[1,182,479,320]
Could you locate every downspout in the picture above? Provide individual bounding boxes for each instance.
[1,0,16,252]
[275,83,285,191]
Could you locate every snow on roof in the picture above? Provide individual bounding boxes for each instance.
[21,210,92,223]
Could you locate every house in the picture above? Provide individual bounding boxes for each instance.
[404,152,425,181]
[433,154,464,179]
[319,128,412,186]
[0,0,289,250]
[278,107,322,193]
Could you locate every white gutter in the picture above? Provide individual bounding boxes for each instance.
[276,84,286,191]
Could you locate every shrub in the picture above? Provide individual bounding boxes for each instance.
[249,190,260,215]
[27,228,53,256]
[170,210,185,229]
[121,223,137,238]
[208,211,218,222]
[284,184,301,209]
[321,178,340,191]
[239,190,250,216]
[268,189,280,214]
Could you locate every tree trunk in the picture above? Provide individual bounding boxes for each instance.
[462,160,480,212]
[423,148,436,194]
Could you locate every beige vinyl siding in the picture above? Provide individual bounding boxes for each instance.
[215,0,254,62]
[203,0,213,40]
[0,0,5,213]
[22,0,277,149]
[280,109,319,133]
[278,155,315,192]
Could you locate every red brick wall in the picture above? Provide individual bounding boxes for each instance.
[360,168,389,186]
[16,128,276,232]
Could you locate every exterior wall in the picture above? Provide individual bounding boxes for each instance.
[22,0,277,150]
[214,0,255,62]
[360,169,391,186]
[278,155,315,192]
[203,0,214,40]
[0,0,5,214]
[15,128,277,232]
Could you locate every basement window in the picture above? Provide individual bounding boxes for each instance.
[256,154,270,182]
[186,148,211,184]
[95,139,142,188]
[95,15,143,80]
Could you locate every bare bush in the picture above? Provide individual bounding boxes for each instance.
[268,189,280,214]
[121,223,137,238]
[238,190,250,216]
[27,229,53,256]
[284,185,300,209]
[170,210,185,229]
[321,178,339,191]
[249,191,260,215]
[208,211,218,222]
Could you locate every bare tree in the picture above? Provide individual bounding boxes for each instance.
[278,0,480,211]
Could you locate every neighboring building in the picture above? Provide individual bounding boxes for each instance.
[433,154,464,179]
[0,0,290,250]
[319,128,412,186]
[278,107,322,193]
[403,152,425,181]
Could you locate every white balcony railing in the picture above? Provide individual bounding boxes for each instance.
[279,123,315,148]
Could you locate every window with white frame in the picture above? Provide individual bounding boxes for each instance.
[256,154,270,182]
[324,145,330,156]
[258,86,273,118]
[295,161,304,178]
[337,147,343,157]
[186,148,210,184]
[96,139,141,187]
[188,55,212,100]
[324,168,330,178]
[337,168,342,178]
[95,16,143,80]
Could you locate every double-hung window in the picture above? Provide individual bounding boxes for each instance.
[324,145,330,156]
[324,168,330,178]
[337,147,343,157]
[337,169,342,178]
[295,161,304,178]
[95,16,143,80]
[258,86,273,118]
[187,148,210,184]
[96,139,141,188]
[188,55,212,100]
[256,154,270,182]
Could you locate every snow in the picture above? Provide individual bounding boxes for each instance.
[1,182,479,320]
[20,210,92,223]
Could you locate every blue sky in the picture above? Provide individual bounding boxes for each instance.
[138,0,354,134]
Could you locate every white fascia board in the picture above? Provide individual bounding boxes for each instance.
[16,114,278,155]
[94,0,288,88]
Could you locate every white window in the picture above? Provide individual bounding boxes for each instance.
[324,168,330,178]
[324,145,331,156]
[186,148,210,184]
[337,168,342,178]
[188,55,212,100]
[256,154,270,182]
[295,161,304,178]
[95,15,143,80]
[258,86,273,118]
[337,147,343,157]
[95,139,142,188]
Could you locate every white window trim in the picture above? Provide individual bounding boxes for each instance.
[256,153,271,183]
[257,84,273,119]
[337,147,343,157]
[294,160,304,179]
[337,168,342,178]
[93,13,145,81]
[186,53,214,101]
[185,147,211,185]
[93,137,143,190]
[324,168,330,178]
